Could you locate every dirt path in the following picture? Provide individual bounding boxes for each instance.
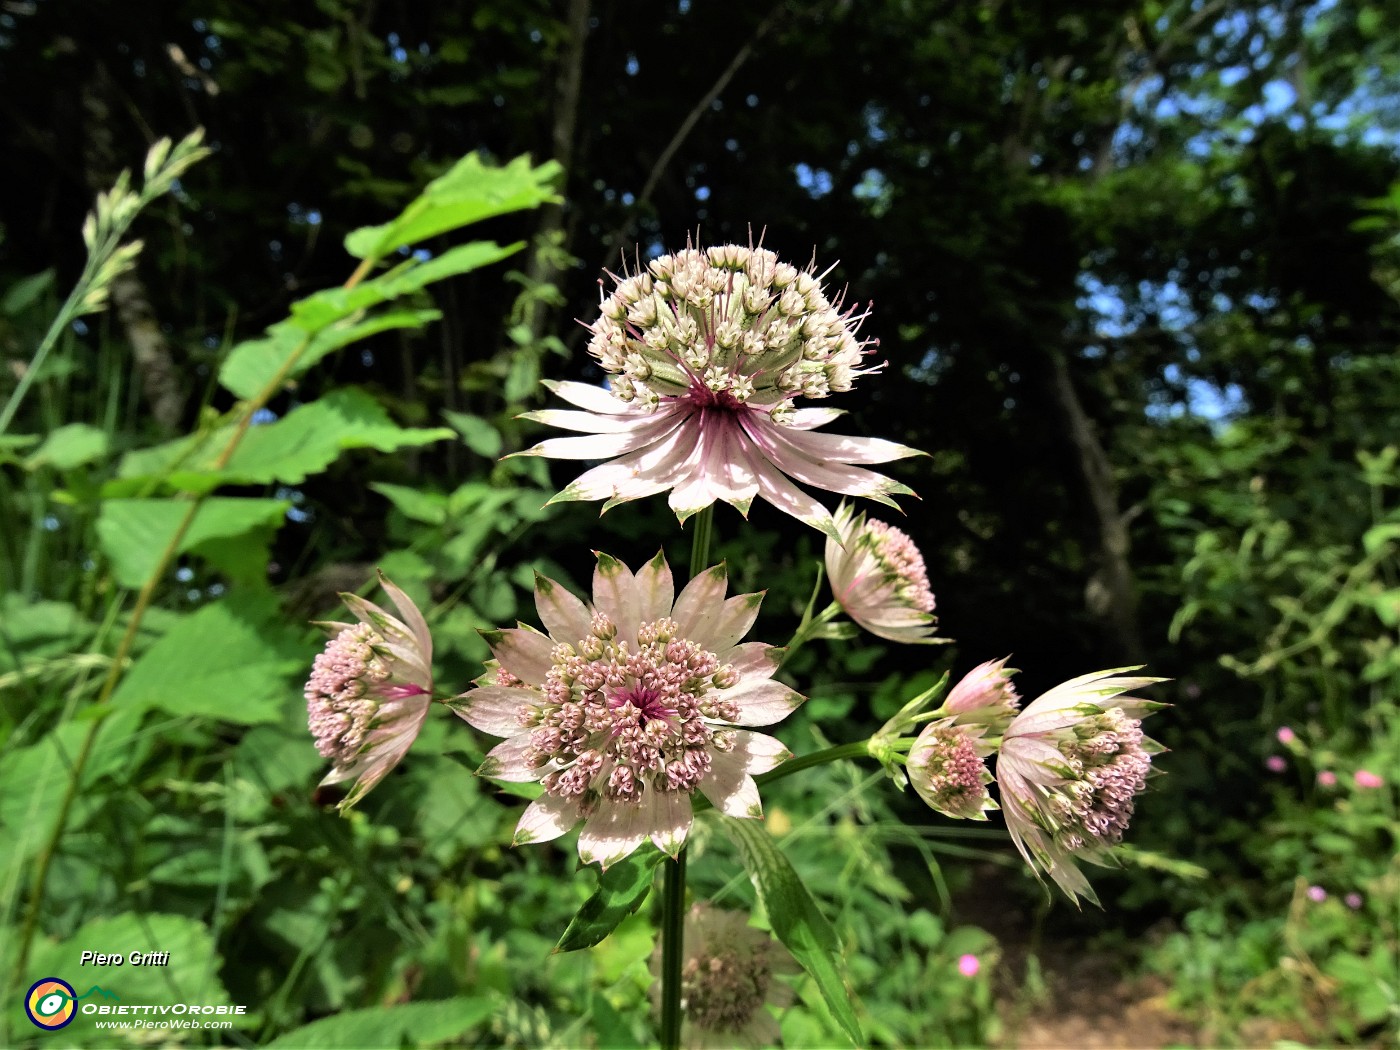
[994,950,1198,1049]
[952,862,1200,1049]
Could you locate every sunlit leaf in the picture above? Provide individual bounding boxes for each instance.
[343,154,559,261]
[96,497,289,588]
[265,998,495,1048]
[555,847,667,953]
[109,592,305,724]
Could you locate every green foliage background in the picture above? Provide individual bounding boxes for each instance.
[1,0,1397,1046]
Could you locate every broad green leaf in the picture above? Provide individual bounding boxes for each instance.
[24,422,109,470]
[109,592,305,724]
[724,817,863,1046]
[114,388,454,494]
[218,243,522,398]
[443,409,504,458]
[235,725,325,797]
[21,913,228,1005]
[265,997,495,1049]
[219,307,439,400]
[0,707,144,865]
[375,240,525,296]
[370,482,447,525]
[213,329,300,403]
[590,989,643,1049]
[343,153,560,260]
[555,847,667,953]
[0,595,90,670]
[96,497,290,588]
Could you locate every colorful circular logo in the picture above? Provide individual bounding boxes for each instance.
[25,978,77,1030]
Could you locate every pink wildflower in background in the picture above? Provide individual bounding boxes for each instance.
[944,657,1021,735]
[649,903,798,1049]
[452,552,803,868]
[958,954,981,978]
[995,668,1166,904]
[1345,892,1363,909]
[1265,755,1287,773]
[1307,885,1327,903]
[1276,726,1296,745]
[305,574,434,810]
[824,503,939,643]
[1354,770,1384,789]
[516,243,924,539]
[1317,770,1337,787]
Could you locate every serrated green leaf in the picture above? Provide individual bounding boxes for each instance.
[114,388,453,494]
[109,592,305,724]
[376,240,525,295]
[96,497,289,588]
[19,913,229,1006]
[0,707,144,865]
[555,848,667,953]
[219,307,440,400]
[218,243,523,399]
[265,997,495,1048]
[724,817,863,1047]
[24,422,109,470]
[344,153,560,261]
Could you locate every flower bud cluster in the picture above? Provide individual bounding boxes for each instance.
[1048,708,1152,849]
[525,616,737,809]
[907,719,996,820]
[862,519,936,614]
[305,623,392,763]
[588,243,878,414]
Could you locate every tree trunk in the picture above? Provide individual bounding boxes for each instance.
[1048,349,1146,661]
[521,0,591,347]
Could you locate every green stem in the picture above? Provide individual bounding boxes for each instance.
[688,505,715,576]
[755,740,872,787]
[685,740,875,821]
[659,846,687,1050]
[781,600,844,668]
[660,505,717,1050]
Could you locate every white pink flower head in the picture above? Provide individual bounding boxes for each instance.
[649,903,797,1050]
[305,573,434,811]
[514,241,925,541]
[450,551,803,869]
[825,502,940,644]
[995,667,1166,905]
[907,718,997,820]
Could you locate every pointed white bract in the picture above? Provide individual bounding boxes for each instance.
[649,903,798,1050]
[942,656,1020,735]
[516,242,925,540]
[305,574,434,810]
[825,502,939,643]
[995,668,1166,905]
[452,552,802,868]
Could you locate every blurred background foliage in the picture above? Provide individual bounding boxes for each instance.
[1,0,1397,1046]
